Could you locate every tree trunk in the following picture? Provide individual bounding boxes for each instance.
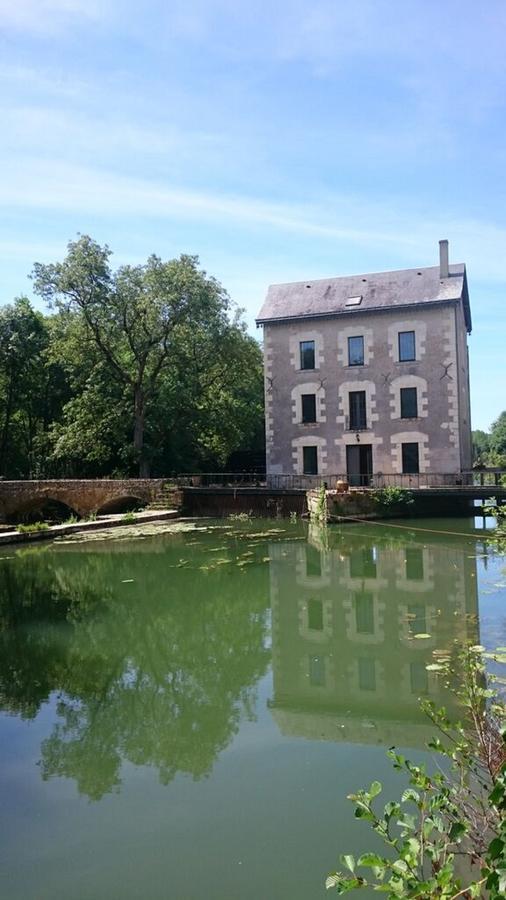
[133,386,150,477]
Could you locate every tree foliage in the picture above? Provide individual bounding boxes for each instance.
[0,236,264,477]
[0,543,270,798]
[490,412,506,458]
[326,646,506,898]
[472,430,491,465]
[472,416,506,468]
[0,298,68,477]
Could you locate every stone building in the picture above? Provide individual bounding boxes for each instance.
[256,241,472,482]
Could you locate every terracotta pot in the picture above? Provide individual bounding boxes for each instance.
[335,479,349,494]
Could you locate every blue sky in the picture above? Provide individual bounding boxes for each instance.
[0,0,505,430]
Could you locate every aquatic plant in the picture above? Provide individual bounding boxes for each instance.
[121,512,136,524]
[484,500,506,550]
[310,484,328,525]
[16,521,50,533]
[326,646,506,898]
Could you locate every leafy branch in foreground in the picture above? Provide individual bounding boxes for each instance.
[326,646,506,898]
[483,500,506,551]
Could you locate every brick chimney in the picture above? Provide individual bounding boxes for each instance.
[439,239,449,278]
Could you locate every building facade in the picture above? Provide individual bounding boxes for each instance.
[256,241,472,480]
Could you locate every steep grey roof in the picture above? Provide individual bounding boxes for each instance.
[256,263,471,332]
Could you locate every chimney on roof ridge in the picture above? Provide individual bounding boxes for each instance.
[439,239,449,278]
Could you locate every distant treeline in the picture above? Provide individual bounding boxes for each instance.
[0,236,264,478]
[472,413,506,467]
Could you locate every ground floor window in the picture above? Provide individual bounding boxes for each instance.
[302,445,318,475]
[402,441,419,474]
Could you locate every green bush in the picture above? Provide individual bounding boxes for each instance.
[326,646,506,898]
[373,487,414,509]
[121,511,136,524]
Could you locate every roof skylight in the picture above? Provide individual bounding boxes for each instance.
[345,295,363,307]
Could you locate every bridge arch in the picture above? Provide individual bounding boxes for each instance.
[0,479,167,524]
[8,496,79,525]
[95,495,146,516]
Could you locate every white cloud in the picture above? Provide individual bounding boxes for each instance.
[1,157,506,283]
[0,157,411,245]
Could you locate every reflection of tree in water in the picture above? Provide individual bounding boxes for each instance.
[0,553,109,719]
[0,547,270,799]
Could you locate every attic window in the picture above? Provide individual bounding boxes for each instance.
[345,295,363,307]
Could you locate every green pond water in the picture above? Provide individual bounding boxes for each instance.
[0,516,505,899]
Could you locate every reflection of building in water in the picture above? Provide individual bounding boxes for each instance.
[269,528,479,748]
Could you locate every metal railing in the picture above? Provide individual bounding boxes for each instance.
[174,471,506,491]
[4,470,505,490]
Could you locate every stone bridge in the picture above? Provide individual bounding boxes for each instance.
[0,479,174,523]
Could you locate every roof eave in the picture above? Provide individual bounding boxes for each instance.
[461,268,472,333]
[256,297,463,328]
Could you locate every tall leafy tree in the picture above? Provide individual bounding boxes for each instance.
[148,318,264,472]
[33,236,240,476]
[0,298,64,477]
